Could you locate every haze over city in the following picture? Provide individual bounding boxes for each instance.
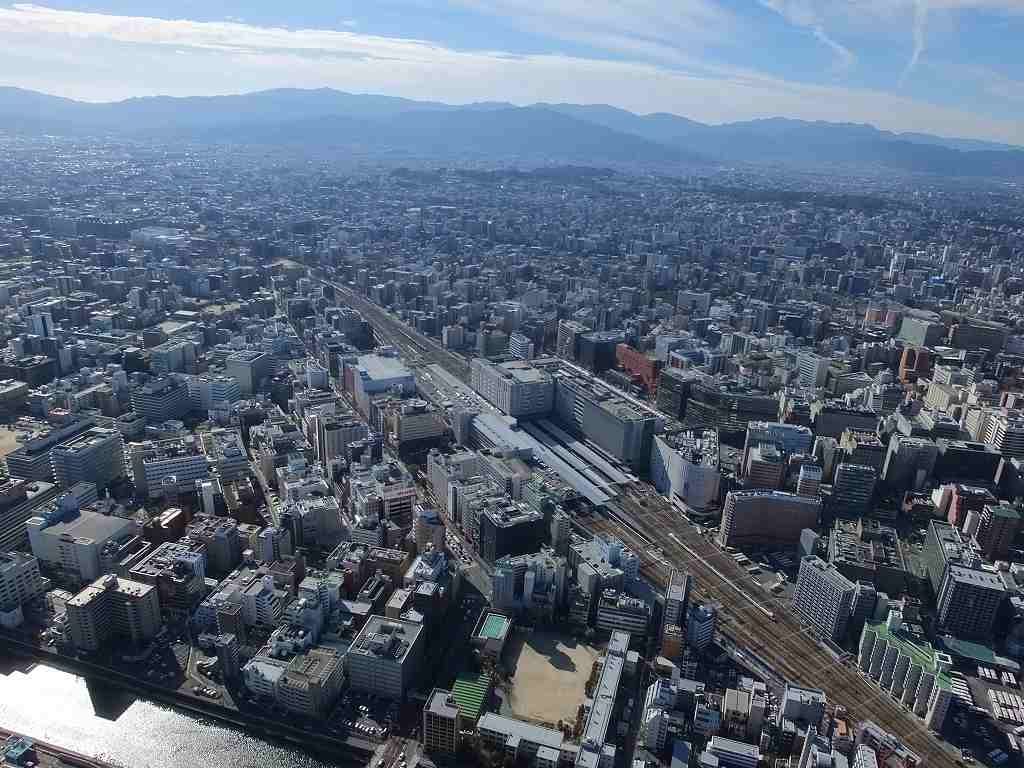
[1,6,1024,768]
[0,1,1023,143]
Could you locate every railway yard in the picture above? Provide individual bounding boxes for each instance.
[323,275,963,768]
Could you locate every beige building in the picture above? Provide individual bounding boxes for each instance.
[65,574,161,651]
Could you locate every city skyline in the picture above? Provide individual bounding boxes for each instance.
[0,1,1023,144]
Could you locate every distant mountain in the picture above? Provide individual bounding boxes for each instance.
[1,86,1022,176]
[213,106,701,165]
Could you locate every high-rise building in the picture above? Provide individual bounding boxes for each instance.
[345,615,424,700]
[65,574,162,651]
[796,465,822,497]
[797,352,829,389]
[50,427,126,492]
[224,350,272,396]
[665,569,691,628]
[423,689,462,754]
[470,359,554,419]
[744,443,786,490]
[276,647,345,718]
[924,521,1006,640]
[718,491,821,548]
[555,319,588,361]
[832,464,877,518]
[131,376,191,424]
[882,435,938,492]
[130,436,209,498]
[793,556,856,643]
[0,551,43,618]
[981,413,1024,459]
[687,603,716,650]
[975,502,1022,560]
[742,422,813,468]
[508,333,535,361]
[650,430,721,511]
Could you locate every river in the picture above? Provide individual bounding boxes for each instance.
[0,660,345,768]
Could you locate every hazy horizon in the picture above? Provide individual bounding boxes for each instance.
[0,2,1021,144]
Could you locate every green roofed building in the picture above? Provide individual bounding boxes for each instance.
[857,611,955,732]
[451,669,492,724]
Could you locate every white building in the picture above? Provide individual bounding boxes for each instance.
[793,556,856,643]
[0,552,43,625]
[470,358,554,419]
[50,427,126,492]
[64,574,161,651]
[27,508,137,586]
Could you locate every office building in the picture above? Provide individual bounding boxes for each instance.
[832,464,877,518]
[744,443,786,490]
[882,435,937,492]
[478,501,546,566]
[935,565,1006,640]
[130,436,209,498]
[934,440,1000,484]
[27,507,137,586]
[4,418,96,482]
[276,647,345,718]
[224,350,272,396]
[508,332,535,361]
[424,689,462,754]
[556,319,588,361]
[577,331,623,373]
[718,490,821,549]
[975,502,1022,560]
[981,412,1024,459]
[924,521,1006,639]
[688,604,716,650]
[700,737,760,768]
[651,430,721,512]
[50,427,126,492]
[898,317,944,348]
[345,615,425,700]
[665,569,691,628]
[595,589,650,636]
[553,373,657,471]
[793,556,856,643]
[470,358,554,419]
[131,376,191,424]
[743,422,813,468]
[64,574,162,651]
[797,465,822,497]
[185,374,241,411]
[0,552,43,623]
[797,352,829,389]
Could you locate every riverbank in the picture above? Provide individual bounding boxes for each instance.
[0,634,372,767]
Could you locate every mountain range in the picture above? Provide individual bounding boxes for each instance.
[1,86,1022,177]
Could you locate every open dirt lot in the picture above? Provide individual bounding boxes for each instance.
[503,630,601,727]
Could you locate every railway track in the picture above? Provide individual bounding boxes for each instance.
[314,273,957,768]
[585,497,958,768]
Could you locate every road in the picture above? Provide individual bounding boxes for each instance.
[320,275,959,768]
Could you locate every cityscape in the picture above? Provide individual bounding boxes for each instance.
[0,76,1022,768]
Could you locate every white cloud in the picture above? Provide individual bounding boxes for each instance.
[449,0,737,63]
[759,0,856,69]
[0,3,1020,143]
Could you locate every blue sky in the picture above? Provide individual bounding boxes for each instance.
[1,1,1023,143]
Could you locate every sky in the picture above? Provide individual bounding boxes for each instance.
[1,1,1023,144]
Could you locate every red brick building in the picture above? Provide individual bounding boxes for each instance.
[615,344,663,394]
